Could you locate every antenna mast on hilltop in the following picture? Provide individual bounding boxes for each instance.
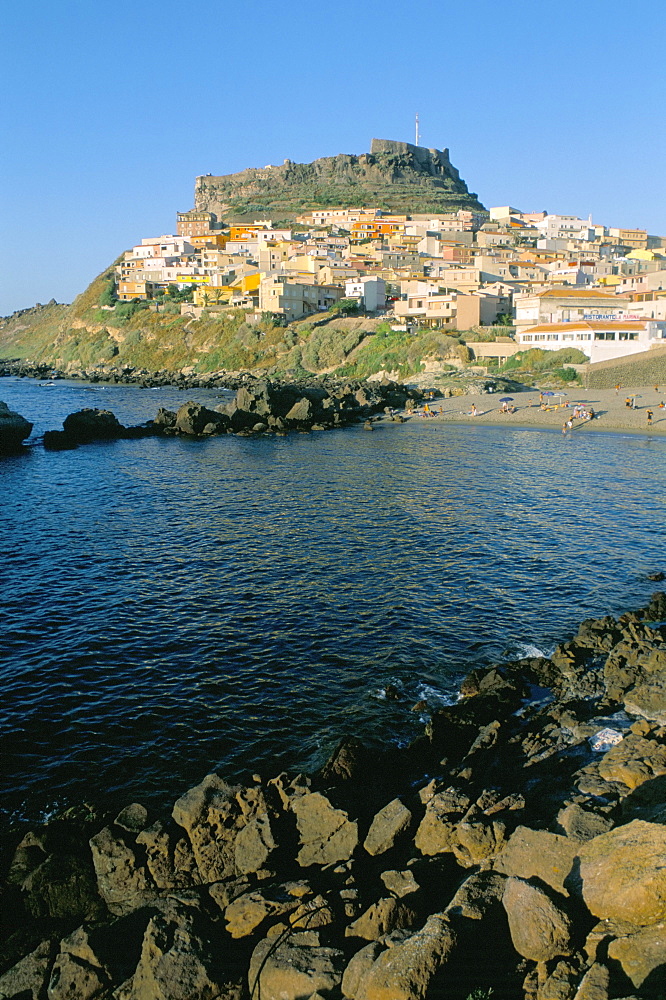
[415,113,420,146]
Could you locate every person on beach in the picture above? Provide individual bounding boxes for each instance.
[647,409,653,426]
[615,384,621,394]
[470,403,478,416]
[625,398,632,408]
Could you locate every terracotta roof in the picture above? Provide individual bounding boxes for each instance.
[536,288,625,299]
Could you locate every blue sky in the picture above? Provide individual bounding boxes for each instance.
[2,0,665,315]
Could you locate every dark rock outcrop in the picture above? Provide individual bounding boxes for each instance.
[0,400,32,451]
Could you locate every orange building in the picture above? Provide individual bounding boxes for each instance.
[350,219,405,242]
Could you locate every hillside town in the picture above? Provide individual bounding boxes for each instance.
[115,204,666,367]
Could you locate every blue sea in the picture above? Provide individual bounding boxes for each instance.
[1,376,665,834]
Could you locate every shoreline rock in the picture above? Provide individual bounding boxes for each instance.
[0,400,33,452]
[38,378,420,449]
[1,597,666,998]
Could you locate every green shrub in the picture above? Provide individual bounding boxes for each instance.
[99,279,117,307]
[330,297,360,316]
[552,366,580,383]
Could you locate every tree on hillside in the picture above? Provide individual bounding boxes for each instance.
[99,278,117,307]
[330,298,360,316]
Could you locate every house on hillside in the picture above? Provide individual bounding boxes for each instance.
[513,287,630,332]
[516,319,666,363]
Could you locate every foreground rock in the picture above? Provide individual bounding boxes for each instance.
[2,596,666,998]
[0,400,32,451]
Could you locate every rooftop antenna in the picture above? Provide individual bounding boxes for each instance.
[415,113,420,146]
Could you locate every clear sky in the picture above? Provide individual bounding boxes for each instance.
[2,0,665,315]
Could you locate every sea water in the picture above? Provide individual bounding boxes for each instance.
[1,377,664,833]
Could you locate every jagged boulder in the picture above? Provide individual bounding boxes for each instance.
[89,826,156,916]
[596,734,666,790]
[284,397,313,424]
[579,820,666,924]
[48,926,113,1000]
[171,774,244,882]
[344,913,457,1000]
[62,408,124,442]
[174,402,228,436]
[0,940,57,1000]
[248,931,345,1000]
[556,803,614,842]
[493,826,580,896]
[128,900,237,1000]
[444,870,506,920]
[607,921,666,992]
[233,813,278,874]
[572,962,611,1000]
[291,791,358,867]
[135,820,200,889]
[502,877,574,962]
[345,897,417,941]
[364,798,412,856]
[0,400,32,450]
[153,407,177,429]
[9,828,104,923]
[223,882,310,939]
[380,869,420,899]
[414,790,461,856]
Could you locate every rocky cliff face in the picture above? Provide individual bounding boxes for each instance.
[194,138,486,219]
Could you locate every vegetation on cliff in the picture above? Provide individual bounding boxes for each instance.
[0,266,579,387]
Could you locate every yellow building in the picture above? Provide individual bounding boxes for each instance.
[188,233,228,250]
[193,286,234,307]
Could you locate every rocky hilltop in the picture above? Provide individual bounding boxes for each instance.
[194,138,486,219]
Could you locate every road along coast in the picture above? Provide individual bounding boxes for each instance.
[2,594,666,999]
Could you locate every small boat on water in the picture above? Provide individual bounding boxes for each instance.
[37,382,57,387]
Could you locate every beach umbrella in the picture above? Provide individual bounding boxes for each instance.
[499,396,514,402]
[541,391,554,396]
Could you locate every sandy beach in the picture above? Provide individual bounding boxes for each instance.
[403,385,666,435]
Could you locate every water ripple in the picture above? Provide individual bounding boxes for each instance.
[0,378,665,828]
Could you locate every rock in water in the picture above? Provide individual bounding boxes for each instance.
[62,408,123,442]
[0,400,32,451]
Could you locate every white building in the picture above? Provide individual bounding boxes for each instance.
[535,215,595,242]
[516,319,666,363]
[344,276,386,312]
[128,236,195,260]
[513,288,630,332]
